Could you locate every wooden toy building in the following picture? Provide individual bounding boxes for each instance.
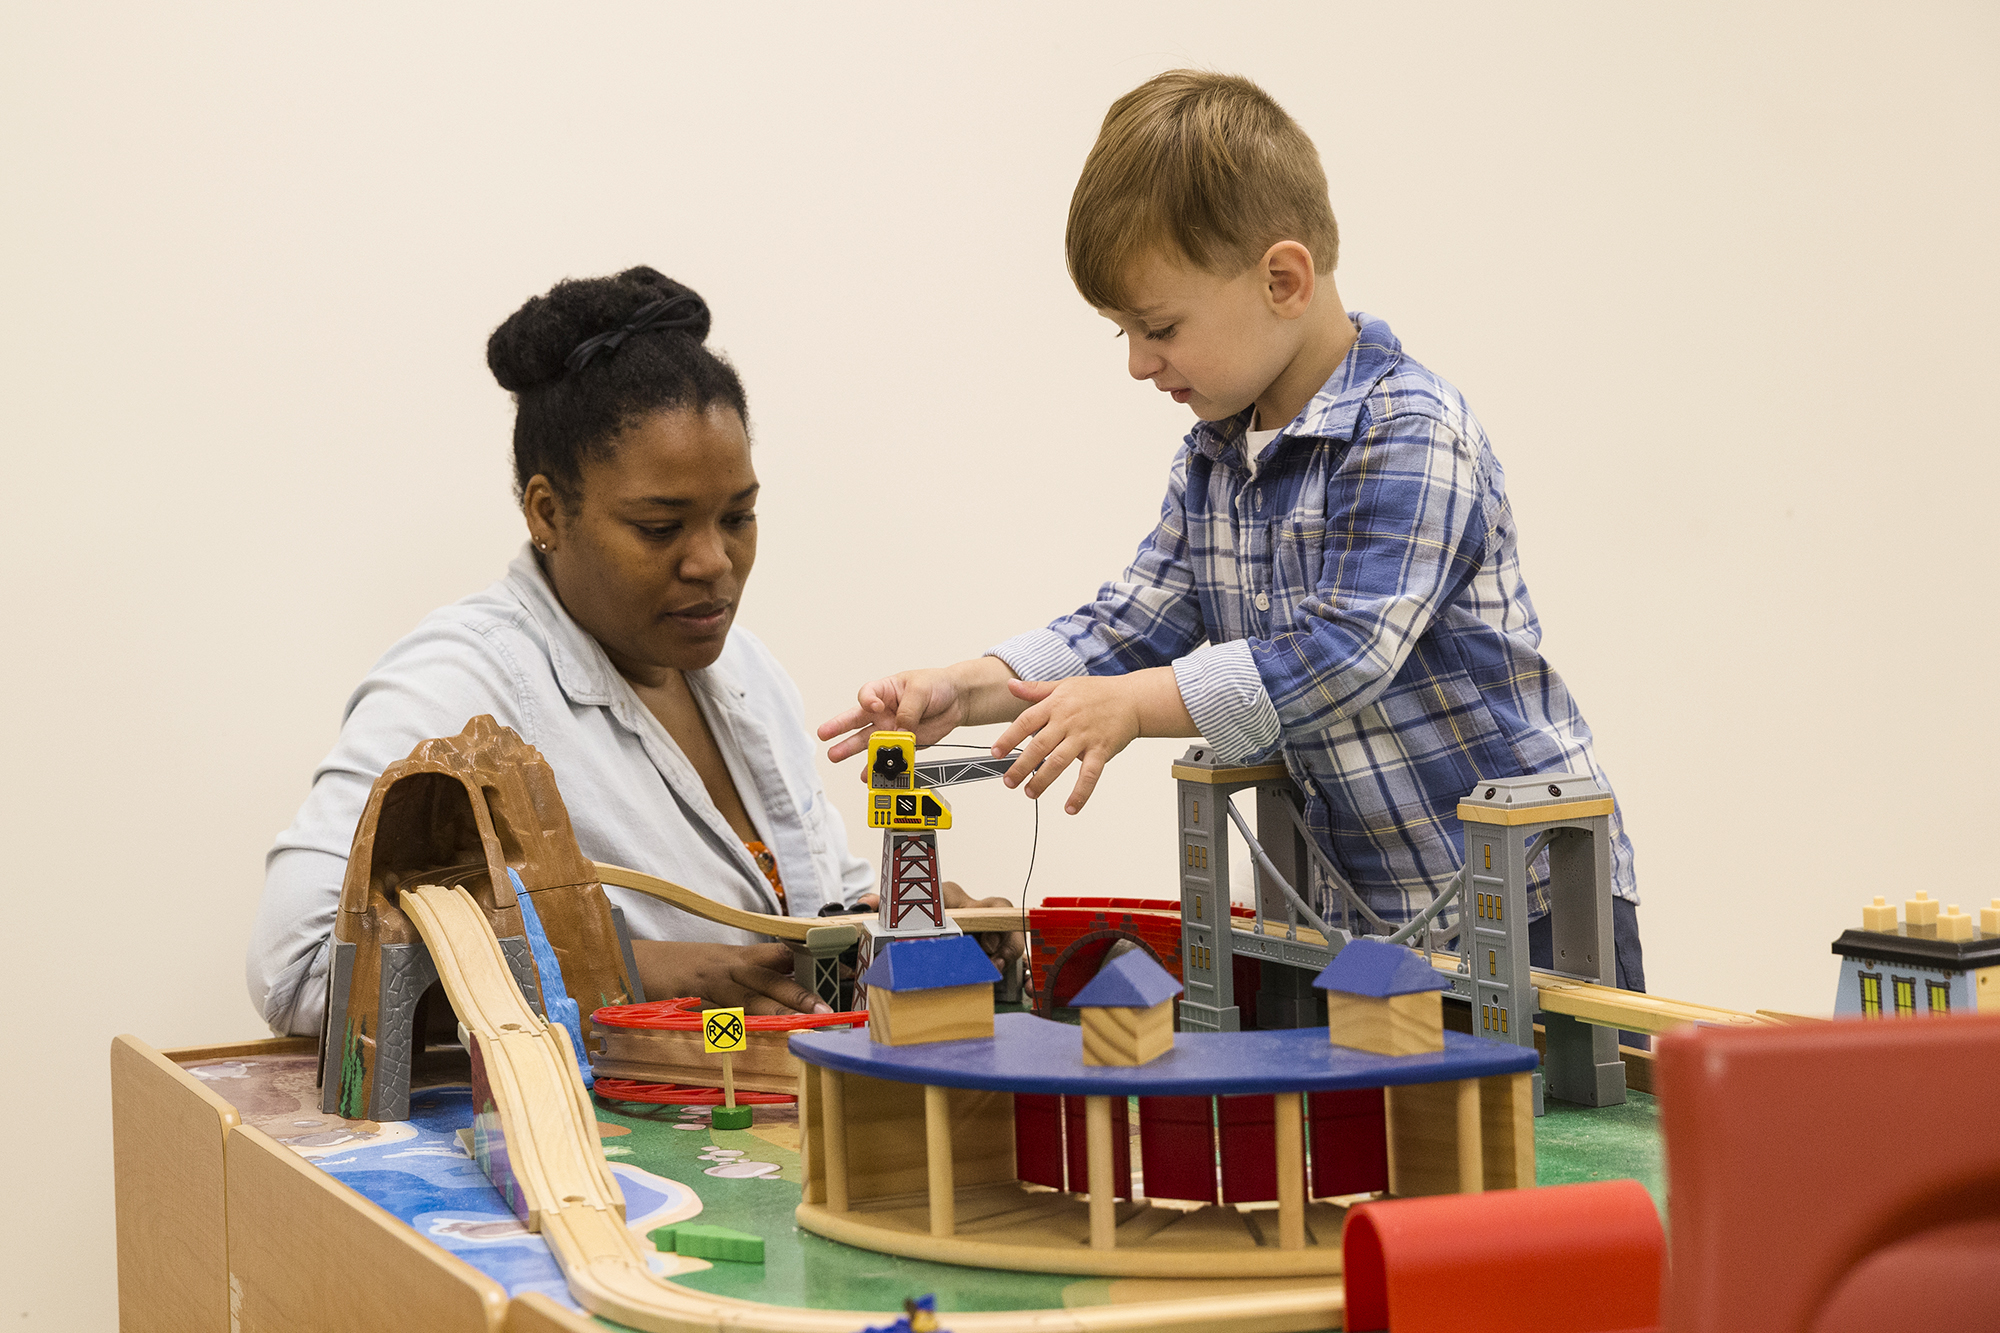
[863,934,1000,1046]
[1074,947,1181,1065]
[789,937,1536,1277]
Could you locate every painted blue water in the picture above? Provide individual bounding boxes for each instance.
[312,1084,694,1308]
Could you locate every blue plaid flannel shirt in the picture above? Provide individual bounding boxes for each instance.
[991,313,1636,924]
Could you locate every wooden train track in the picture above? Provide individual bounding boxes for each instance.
[402,880,1344,1332]
[592,861,1027,939]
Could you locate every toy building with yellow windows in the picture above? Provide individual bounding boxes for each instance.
[1831,891,1999,1016]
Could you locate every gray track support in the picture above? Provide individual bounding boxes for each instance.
[609,905,646,1005]
[1459,773,1623,1113]
[795,923,859,1011]
[498,936,545,1018]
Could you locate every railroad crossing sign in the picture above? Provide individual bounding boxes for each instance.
[702,1006,747,1054]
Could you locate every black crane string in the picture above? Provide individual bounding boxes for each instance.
[921,742,1039,901]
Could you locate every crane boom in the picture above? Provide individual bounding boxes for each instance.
[912,752,1023,788]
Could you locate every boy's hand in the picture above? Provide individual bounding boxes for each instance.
[992,667,1195,814]
[818,657,1025,763]
[817,668,967,762]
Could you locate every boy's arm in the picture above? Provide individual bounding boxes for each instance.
[819,446,1211,763]
[818,655,1026,761]
[984,446,1216,804]
[1005,410,1496,814]
[990,665,1196,814]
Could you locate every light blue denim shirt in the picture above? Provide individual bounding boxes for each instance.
[248,546,874,1036]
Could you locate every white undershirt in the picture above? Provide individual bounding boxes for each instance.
[1243,410,1284,478]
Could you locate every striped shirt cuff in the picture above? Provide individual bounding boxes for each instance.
[1173,639,1283,764]
[985,628,1090,683]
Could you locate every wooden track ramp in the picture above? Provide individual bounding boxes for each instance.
[401,883,1342,1332]
[592,861,1027,939]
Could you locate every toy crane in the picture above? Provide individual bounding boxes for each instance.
[857,729,1022,975]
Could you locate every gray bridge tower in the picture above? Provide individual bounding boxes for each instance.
[1458,773,1623,1113]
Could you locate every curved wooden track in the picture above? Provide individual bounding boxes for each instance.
[401,882,1344,1332]
[592,860,1028,938]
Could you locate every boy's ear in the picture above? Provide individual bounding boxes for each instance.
[1262,241,1316,318]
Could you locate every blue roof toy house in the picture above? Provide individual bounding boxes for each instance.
[1314,937,1447,1057]
[862,934,998,1046]
[1071,948,1183,1066]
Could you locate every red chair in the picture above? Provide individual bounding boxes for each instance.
[1657,1010,2000,1333]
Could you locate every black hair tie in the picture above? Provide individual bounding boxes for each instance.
[563,292,707,376]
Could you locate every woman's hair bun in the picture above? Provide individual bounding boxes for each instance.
[486,266,711,394]
[490,266,746,507]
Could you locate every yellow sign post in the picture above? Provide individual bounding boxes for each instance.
[701,1006,752,1128]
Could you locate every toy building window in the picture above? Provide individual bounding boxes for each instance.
[1858,971,1882,1017]
[1926,979,1950,1013]
[1892,976,1917,1018]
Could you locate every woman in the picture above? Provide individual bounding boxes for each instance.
[249,267,1006,1036]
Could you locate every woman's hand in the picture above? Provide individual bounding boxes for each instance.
[629,940,832,1016]
[942,881,1025,973]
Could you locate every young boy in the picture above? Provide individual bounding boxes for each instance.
[818,70,1641,987]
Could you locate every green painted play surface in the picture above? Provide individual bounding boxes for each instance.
[584,1088,1664,1331]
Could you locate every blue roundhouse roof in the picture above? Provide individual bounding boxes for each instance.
[1070,949,1183,1009]
[1313,937,1446,998]
[862,934,997,992]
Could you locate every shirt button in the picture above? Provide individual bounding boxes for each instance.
[1254,592,1271,611]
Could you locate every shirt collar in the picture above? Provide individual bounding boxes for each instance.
[1189,311,1403,468]
[500,544,745,714]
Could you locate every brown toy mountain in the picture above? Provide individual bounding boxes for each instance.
[319,715,640,1120]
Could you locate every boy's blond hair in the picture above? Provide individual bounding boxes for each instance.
[1067,70,1339,313]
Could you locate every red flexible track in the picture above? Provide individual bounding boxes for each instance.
[591,1077,796,1106]
[592,996,868,1033]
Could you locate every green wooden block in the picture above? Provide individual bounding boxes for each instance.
[659,1222,765,1264]
[711,1103,754,1129]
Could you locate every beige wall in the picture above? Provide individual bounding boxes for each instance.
[4,2,1994,1325]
